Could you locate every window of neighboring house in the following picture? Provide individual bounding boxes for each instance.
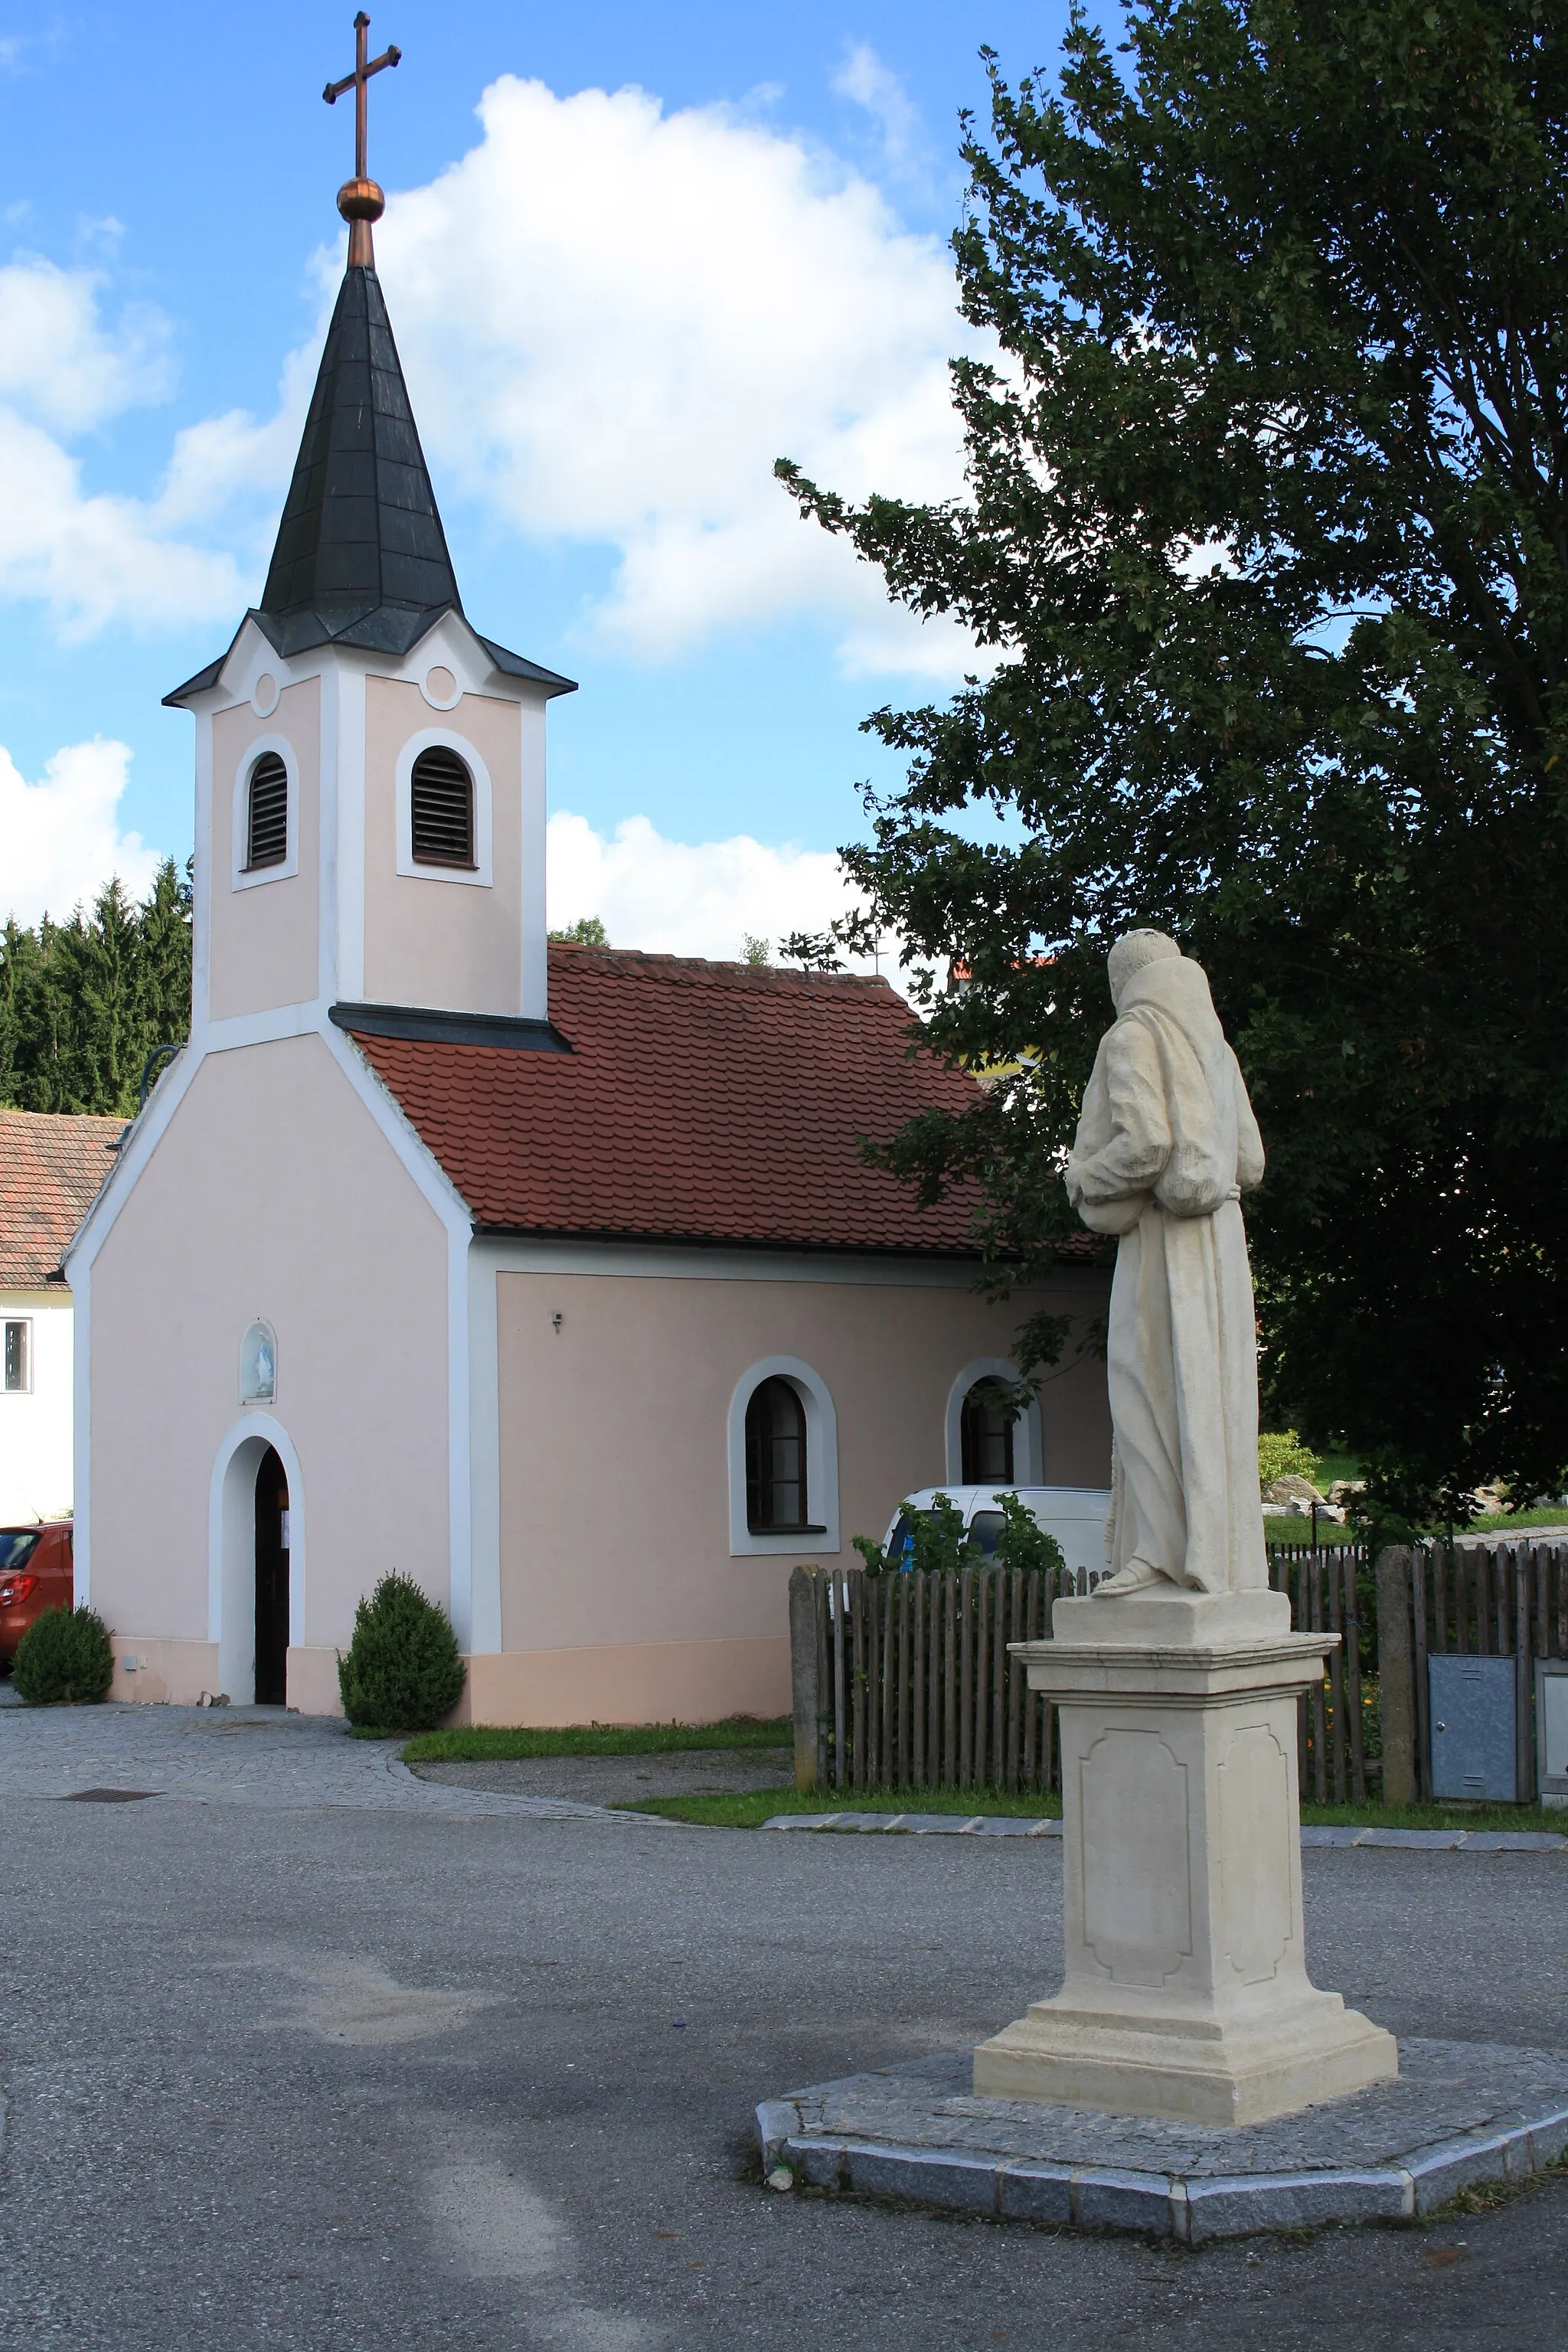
[2,1318,31,1393]
[745,1376,815,1533]
[410,746,475,867]
[245,753,289,870]
[960,1380,1014,1484]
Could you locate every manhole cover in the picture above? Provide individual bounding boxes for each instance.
[63,1788,162,1803]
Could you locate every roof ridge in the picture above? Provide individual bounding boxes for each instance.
[545,941,895,990]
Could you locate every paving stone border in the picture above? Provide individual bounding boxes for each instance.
[762,1811,1567,1851]
[756,2041,1568,2242]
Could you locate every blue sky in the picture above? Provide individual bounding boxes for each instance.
[0,0,1075,953]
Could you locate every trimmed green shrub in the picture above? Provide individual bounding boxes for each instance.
[337,1573,465,1733]
[1259,1431,1323,1491]
[12,1604,114,1705]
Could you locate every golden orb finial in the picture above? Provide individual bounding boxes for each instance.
[323,13,400,268]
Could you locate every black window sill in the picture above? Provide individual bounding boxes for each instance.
[746,1524,828,1537]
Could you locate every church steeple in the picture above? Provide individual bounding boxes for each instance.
[256,264,462,658]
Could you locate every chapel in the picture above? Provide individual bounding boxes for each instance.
[67,51,1111,1722]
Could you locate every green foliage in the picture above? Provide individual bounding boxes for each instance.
[336,1573,466,1733]
[1259,1431,1324,1490]
[12,1604,113,1705]
[741,934,771,965]
[547,915,609,946]
[991,1490,1066,1579]
[854,1491,979,1576]
[777,0,1568,1524]
[0,861,191,1114]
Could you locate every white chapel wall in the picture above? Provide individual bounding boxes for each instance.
[362,678,527,1015]
[482,1259,1112,1726]
[207,678,322,1023]
[87,1031,449,1704]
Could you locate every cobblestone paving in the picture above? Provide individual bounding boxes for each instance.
[0,1695,671,1824]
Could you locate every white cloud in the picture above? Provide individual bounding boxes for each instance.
[378,75,982,675]
[831,44,926,176]
[0,254,172,431]
[0,737,162,926]
[546,809,873,965]
[0,73,982,674]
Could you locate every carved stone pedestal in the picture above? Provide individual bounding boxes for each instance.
[973,1589,1398,2127]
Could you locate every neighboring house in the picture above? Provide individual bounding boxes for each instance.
[0,1110,122,1525]
[67,223,1112,1725]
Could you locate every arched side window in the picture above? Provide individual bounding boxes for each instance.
[245,754,289,869]
[944,1357,1043,1486]
[746,1377,810,1532]
[960,1379,1014,1485]
[231,735,299,890]
[728,1357,839,1557]
[395,727,494,887]
[410,745,475,867]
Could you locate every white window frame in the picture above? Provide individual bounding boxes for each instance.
[944,1357,1043,1487]
[2,1315,32,1395]
[230,733,300,890]
[396,727,493,887]
[728,1355,839,1557]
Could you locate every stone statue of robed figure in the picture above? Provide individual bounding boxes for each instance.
[1065,928,1266,1599]
[972,922,1396,2125]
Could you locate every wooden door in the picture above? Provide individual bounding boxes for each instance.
[253,1447,289,1707]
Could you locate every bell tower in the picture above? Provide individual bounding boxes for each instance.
[165,13,575,1042]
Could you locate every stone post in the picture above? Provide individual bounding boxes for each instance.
[973,1586,1398,2127]
[1374,1547,1417,1807]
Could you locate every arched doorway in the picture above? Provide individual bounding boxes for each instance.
[253,1446,289,1706]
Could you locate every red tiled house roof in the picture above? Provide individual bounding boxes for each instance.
[352,945,989,1256]
[0,1109,123,1287]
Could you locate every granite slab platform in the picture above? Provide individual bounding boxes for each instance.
[762,1811,1568,1850]
[756,2040,1568,2241]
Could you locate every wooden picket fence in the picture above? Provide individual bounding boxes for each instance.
[1406,1541,1568,1801]
[1266,1545,1372,1805]
[788,1545,1373,1798]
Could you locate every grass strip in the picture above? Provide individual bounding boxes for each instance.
[615,1785,1064,1829]
[400,1716,791,1763]
[615,1784,1568,1834]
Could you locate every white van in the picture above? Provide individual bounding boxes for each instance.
[882,1485,1112,1586]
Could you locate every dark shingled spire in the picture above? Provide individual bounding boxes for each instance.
[162,260,577,705]
[256,263,460,658]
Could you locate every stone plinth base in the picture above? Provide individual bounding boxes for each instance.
[756,2040,1568,2241]
[974,1592,1396,2125]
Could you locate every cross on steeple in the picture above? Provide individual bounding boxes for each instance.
[324,11,401,269]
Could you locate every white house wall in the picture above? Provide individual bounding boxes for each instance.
[86,1031,451,1710]
[207,677,322,1021]
[0,1292,75,1524]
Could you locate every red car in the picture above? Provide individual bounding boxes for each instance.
[0,1522,74,1668]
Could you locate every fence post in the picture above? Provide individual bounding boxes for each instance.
[1375,1547,1416,1805]
[788,1566,819,1790]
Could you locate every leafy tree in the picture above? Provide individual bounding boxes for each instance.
[779,0,1568,1522]
[991,1490,1067,1579]
[547,915,609,946]
[0,861,191,1115]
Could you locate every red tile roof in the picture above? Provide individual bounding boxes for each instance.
[0,1109,123,1288]
[352,945,990,1256]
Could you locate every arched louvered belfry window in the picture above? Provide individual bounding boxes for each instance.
[960,1379,1015,1484]
[245,753,289,871]
[410,745,475,868]
[745,1376,810,1532]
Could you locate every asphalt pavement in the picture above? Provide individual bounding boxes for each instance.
[1,1700,1565,2350]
